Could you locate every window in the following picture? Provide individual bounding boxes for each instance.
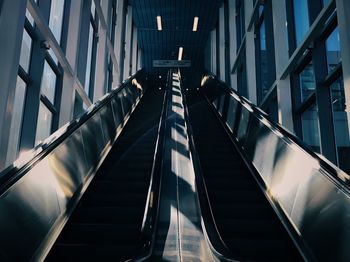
[326,27,341,73]
[259,19,268,97]
[236,0,245,49]
[35,101,53,145]
[49,0,65,42]
[299,62,316,102]
[293,0,310,45]
[85,23,94,96]
[301,102,321,153]
[84,2,99,99]
[331,76,350,173]
[6,76,27,165]
[255,1,275,104]
[41,61,57,104]
[48,0,65,63]
[19,29,32,72]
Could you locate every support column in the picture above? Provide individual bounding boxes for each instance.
[131,26,138,75]
[336,0,350,138]
[0,0,27,170]
[137,47,142,70]
[113,0,126,85]
[123,5,132,80]
[245,0,257,104]
[211,30,217,75]
[271,0,294,132]
[218,5,226,81]
[228,0,237,89]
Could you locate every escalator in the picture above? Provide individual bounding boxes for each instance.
[46,86,164,261]
[186,91,303,261]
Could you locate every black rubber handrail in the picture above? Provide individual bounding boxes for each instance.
[0,70,144,195]
[203,73,350,189]
[126,71,171,262]
[179,72,238,262]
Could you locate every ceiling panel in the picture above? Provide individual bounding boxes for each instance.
[132,0,222,84]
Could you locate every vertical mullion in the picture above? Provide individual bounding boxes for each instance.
[20,0,51,151]
[312,41,338,164]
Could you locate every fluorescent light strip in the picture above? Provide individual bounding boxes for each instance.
[156,16,162,31]
[192,16,199,31]
[178,47,183,61]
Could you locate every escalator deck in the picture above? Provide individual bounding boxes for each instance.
[187,92,303,262]
[46,88,164,261]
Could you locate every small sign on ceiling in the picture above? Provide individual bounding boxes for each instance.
[153,60,191,68]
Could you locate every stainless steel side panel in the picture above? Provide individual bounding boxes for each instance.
[0,159,62,261]
[215,94,350,261]
[80,112,105,170]
[225,96,238,132]
[99,102,117,144]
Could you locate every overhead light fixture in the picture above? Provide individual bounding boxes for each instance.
[156,16,162,31]
[192,17,199,31]
[178,47,183,61]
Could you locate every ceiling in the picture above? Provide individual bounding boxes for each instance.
[132,0,222,86]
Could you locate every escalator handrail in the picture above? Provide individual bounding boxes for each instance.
[126,72,170,262]
[180,75,239,261]
[0,70,144,195]
[203,73,350,189]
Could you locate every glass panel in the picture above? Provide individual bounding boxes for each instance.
[26,9,35,26]
[49,0,65,43]
[301,102,320,153]
[19,29,32,72]
[331,76,350,174]
[73,91,85,118]
[41,61,57,104]
[326,27,341,73]
[299,63,316,102]
[91,0,96,19]
[293,0,310,45]
[84,23,94,96]
[259,19,268,97]
[5,76,27,166]
[35,102,53,145]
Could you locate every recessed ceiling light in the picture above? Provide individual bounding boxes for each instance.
[156,16,162,31]
[192,17,199,31]
[178,47,183,61]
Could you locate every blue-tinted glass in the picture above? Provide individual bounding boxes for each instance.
[299,63,316,102]
[19,29,32,72]
[258,5,264,17]
[85,23,94,96]
[5,76,27,166]
[302,102,320,153]
[35,102,53,145]
[49,0,65,43]
[293,0,310,45]
[41,61,57,104]
[260,20,268,97]
[326,27,341,72]
[331,76,350,174]
[323,0,330,7]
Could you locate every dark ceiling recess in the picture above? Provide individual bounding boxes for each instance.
[132,0,222,86]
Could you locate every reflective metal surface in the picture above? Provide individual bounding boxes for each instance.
[202,74,350,261]
[0,72,145,261]
[153,71,217,261]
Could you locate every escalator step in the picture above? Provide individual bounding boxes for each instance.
[213,203,274,220]
[82,192,147,207]
[56,223,140,245]
[48,244,136,261]
[225,238,296,261]
[70,206,144,224]
[217,219,286,239]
